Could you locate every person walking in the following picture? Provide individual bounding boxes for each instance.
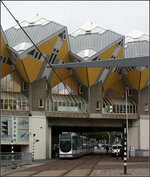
[106,145,109,155]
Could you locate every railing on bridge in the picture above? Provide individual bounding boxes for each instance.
[46,94,88,113]
[0,92,29,111]
[103,97,137,114]
[0,152,32,167]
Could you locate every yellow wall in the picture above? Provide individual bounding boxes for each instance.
[57,40,70,62]
[22,57,43,83]
[64,76,78,93]
[140,69,149,90]
[126,70,141,90]
[104,72,123,95]
[88,67,102,87]
[51,68,71,88]
[37,35,58,55]
[75,68,88,87]
[116,47,123,59]
[1,33,9,57]
[1,64,14,78]
[99,43,117,59]
[16,58,28,82]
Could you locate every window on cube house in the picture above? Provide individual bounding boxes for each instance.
[1,71,21,92]
[51,75,78,95]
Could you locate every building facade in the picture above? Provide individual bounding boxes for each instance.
[1,15,149,159]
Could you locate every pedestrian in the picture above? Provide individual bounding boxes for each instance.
[52,144,56,158]
[106,145,109,155]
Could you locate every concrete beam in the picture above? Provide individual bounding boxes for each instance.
[52,56,149,68]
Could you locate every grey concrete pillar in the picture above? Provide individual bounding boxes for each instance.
[29,83,32,115]
[88,87,91,114]
[48,126,52,159]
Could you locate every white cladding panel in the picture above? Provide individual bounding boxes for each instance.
[29,115,47,160]
[140,119,149,150]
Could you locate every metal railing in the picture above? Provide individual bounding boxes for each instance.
[0,152,32,167]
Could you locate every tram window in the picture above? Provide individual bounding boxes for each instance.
[72,136,77,150]
[60,135,71,152]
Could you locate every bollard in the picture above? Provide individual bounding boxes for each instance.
[32,142,34,162]
[11,140,16,169]
[124,128,127,174]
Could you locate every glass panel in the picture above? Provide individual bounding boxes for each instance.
[54,102,57,111]
[1,99,3,109]
[1,71,21,92]
[67,102,70,112]
[47,100,49,111]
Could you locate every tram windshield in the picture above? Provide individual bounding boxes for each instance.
[60,134,71,152]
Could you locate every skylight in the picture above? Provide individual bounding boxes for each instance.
[13,42,32,53]
[14,14,50,29]
[77,49,97,60]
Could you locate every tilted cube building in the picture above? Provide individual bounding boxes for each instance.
[1,15,149,159]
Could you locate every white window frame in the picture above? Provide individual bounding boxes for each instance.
[79,85,83,94]
[22,81,26,91]
[145,103,149,112]
[46,82,48,91]
[38,99,44,108]
[96,101,101,111]
[127,88,132,96]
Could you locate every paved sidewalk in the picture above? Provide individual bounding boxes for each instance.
[1,156,149,176]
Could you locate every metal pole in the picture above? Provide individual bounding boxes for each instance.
[32,134,36,162]
[126,89,129,159]
[11,140,16,169]
[124,127,127,174]
[32,140,35,162]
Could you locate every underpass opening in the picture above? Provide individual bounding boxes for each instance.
[51,125,124,159]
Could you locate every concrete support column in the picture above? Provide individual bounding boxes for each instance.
[128,120,139,150]
[138,90,141,149]
[139,116,149,150]
[88,87,91,114]
[29,84,32,115]
[48,126,52,159]
[29,112,46,160]
[46,118,49,159]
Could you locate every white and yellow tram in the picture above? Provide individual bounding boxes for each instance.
[59,132,94,158]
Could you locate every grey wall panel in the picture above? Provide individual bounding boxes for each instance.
[5,21,63,50]
[125,41,149,58]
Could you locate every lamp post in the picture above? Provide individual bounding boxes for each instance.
[126,88,129,159]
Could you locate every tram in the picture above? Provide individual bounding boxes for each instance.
[59,132,95,158]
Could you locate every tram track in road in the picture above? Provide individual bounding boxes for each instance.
[60,154,103,177]
[28,158,68,176]
[59,156,89,176]
[86,155,103,176]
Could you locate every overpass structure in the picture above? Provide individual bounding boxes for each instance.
[1,15,149,159]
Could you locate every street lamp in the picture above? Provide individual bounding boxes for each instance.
[126,88,129,159]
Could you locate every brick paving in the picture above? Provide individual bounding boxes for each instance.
[1,153,149,177]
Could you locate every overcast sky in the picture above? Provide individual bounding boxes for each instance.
[1,1,149,35]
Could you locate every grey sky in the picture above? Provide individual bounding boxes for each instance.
[1,1,149,35]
